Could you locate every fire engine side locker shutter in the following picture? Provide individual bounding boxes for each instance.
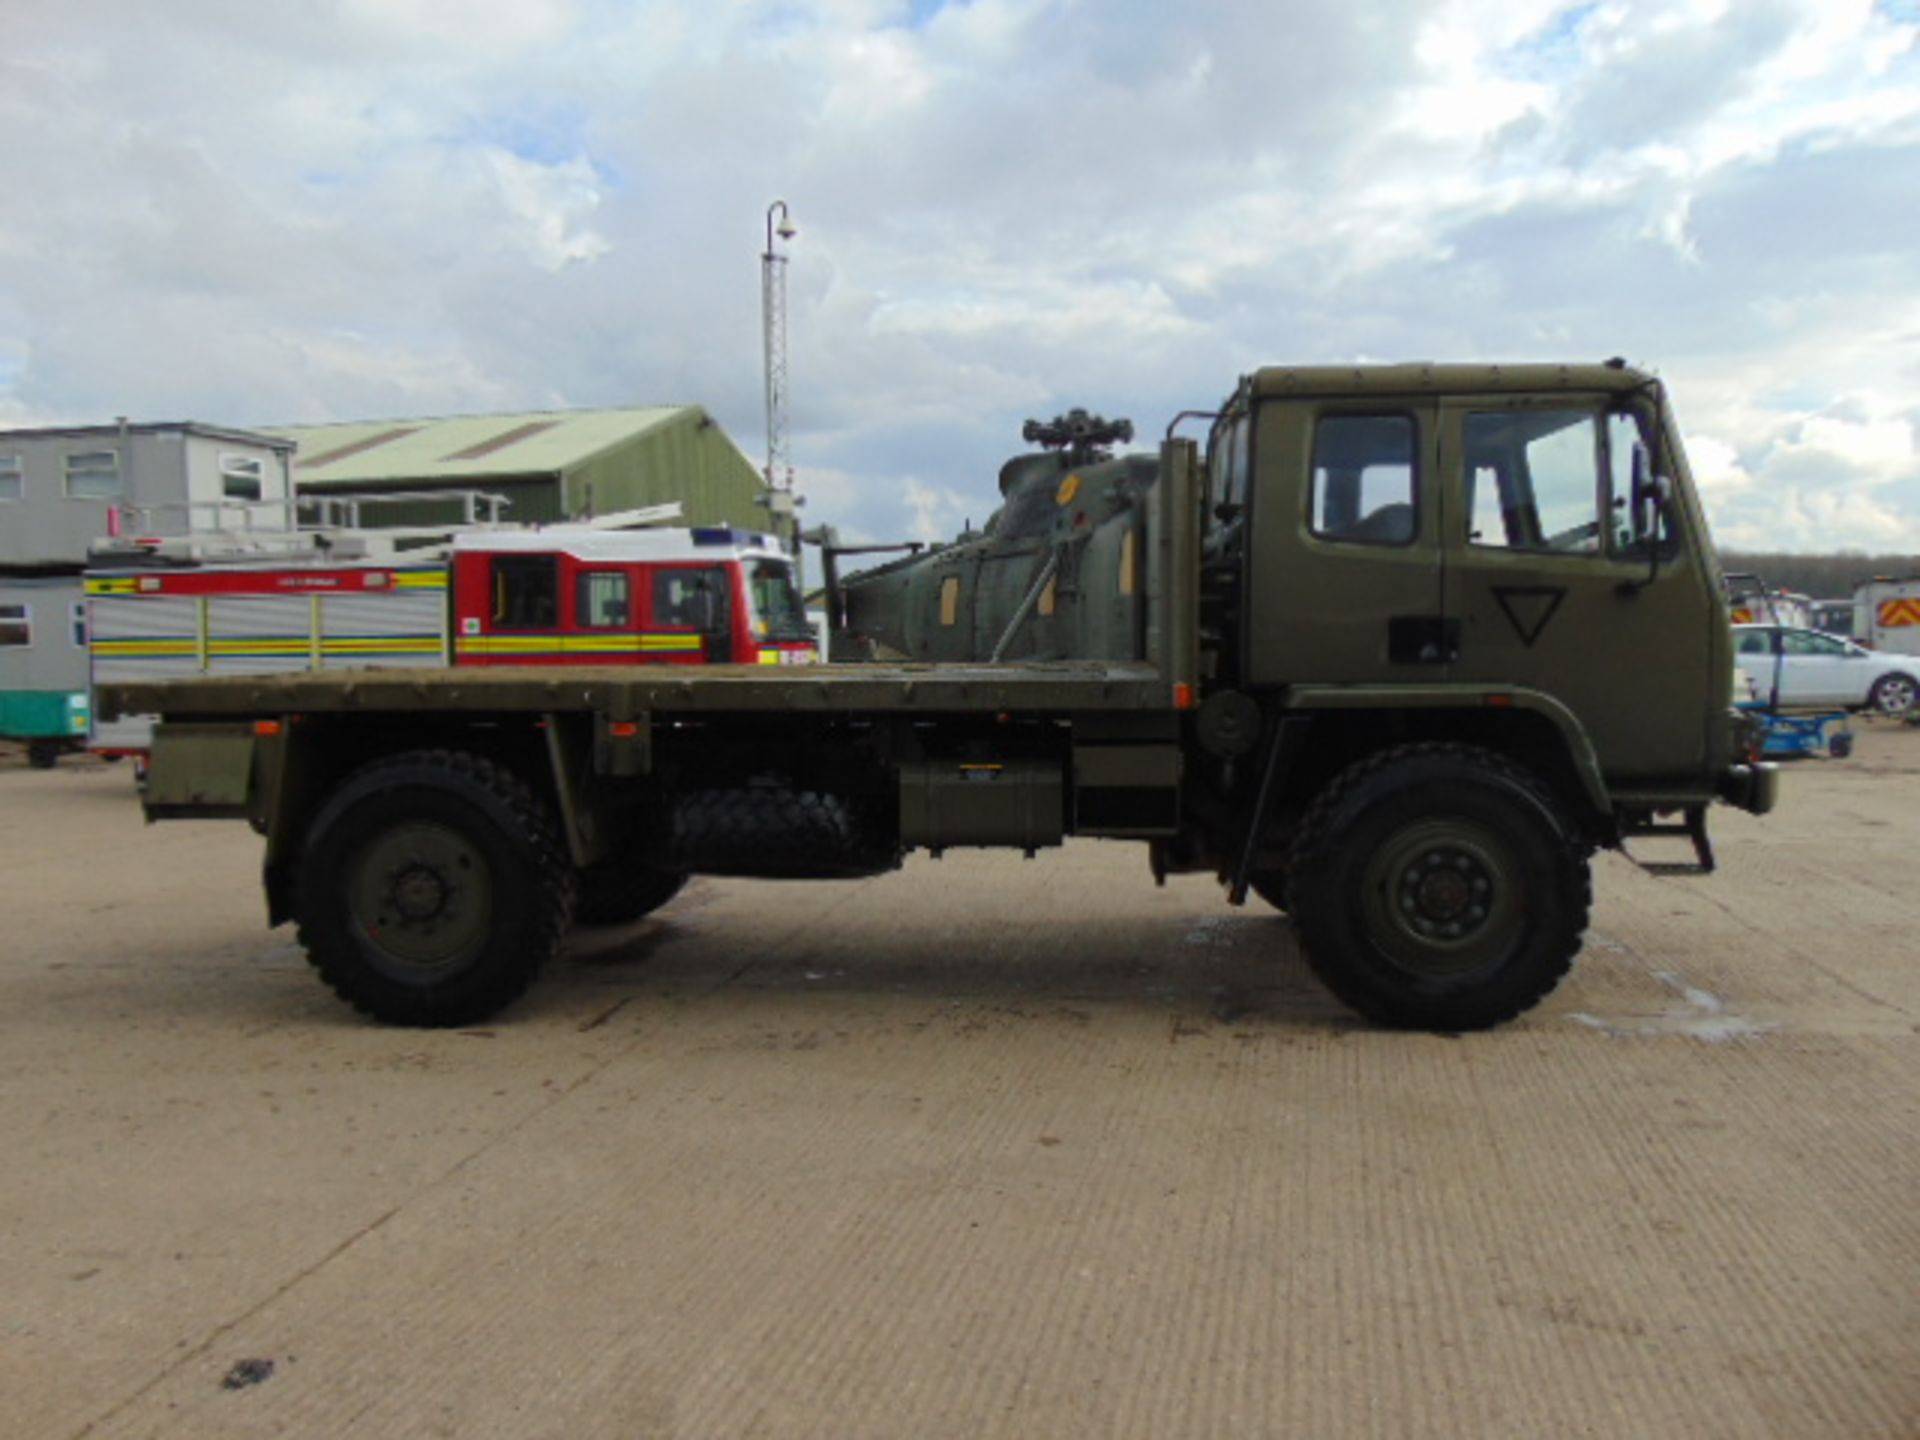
[206,596,311,676]
[320,589,449,669]
[88,591,201,751]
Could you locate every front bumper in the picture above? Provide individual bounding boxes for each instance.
[1717,761,1781,816]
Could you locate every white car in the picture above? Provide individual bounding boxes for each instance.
[1733,624,1919,715]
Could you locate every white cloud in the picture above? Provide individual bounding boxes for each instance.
[0,0,1917,550]
[482,151,612,271]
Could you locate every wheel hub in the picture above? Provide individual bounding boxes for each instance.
[346,820,492,971]
[389,863,455,925]
[1393,847,1495,943]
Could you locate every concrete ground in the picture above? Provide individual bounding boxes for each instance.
[0,727,1914,1439]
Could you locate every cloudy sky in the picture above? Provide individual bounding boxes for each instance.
[2,0,1918,551]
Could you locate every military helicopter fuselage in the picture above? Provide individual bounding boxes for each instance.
[833,410,1155,663]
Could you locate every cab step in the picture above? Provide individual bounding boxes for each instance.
[1620,805,1715,876]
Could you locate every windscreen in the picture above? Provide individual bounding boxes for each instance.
[749,559,813,641]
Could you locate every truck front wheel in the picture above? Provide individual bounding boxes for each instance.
[1286,745,1591,1031]
[294,750,575,1026]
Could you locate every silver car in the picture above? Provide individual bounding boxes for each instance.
[1734,624,1919,715]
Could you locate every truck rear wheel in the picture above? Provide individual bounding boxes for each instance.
[574,862,686,927]
[27,739,63,770]
[1286,744,1590,1031]
[294,750,574,1026]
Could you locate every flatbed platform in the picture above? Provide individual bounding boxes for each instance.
[96,660,1178,721]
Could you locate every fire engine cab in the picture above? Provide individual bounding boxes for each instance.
[452,527,816,667]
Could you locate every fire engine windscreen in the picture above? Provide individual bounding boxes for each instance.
[750,560,813,641]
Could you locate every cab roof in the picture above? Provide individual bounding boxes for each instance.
[1250,361,1656,399]
[451,526,789,565]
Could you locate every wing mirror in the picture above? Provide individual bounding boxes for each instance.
[1618,447,1672,595]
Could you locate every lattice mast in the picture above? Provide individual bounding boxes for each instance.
[761,201,797,497]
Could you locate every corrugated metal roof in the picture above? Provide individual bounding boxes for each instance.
[265,408,692,485]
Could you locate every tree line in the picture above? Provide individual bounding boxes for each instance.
[1718,552,1920,599]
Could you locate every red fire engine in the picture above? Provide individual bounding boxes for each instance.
[88,526,814,754]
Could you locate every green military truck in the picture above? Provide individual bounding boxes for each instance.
[97,361,1775,1032]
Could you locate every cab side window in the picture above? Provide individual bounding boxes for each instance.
[492,555,558,629]
[654,567,726,629]
[1735,630,1773,657]
[1310,414,1416,545]
[577,570,630,628]
[1465,409,1602,555]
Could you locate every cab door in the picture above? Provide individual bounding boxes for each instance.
[649,564,733,664]
[1437,393,1713,782]
[1244,397,1445,685]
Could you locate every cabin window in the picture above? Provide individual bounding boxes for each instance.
[1310,415,1417,545]
[1038,576,1056,616]
[70,602,88,648]
[491,555,558,629]
[65,450,122,501]
[1119,528,1138,596]
[0,603,29,648]
[938,575,960,627]
[654,567,727,629]
[0,455,21,502]
[1464,409,1603,555]
[577,571,630,628]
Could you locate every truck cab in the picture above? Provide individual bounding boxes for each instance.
[1206,361,1749,807]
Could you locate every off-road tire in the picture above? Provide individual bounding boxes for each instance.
[1869,672,1917,717]
[294,749,574,1026]
[574,862,686,927]
[1286,743,1591,1031]
[672,786,893,876]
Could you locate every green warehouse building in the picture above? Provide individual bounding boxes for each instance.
[269,406,786,540]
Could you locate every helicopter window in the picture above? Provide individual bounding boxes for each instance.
[938,575,960,627]
[1310,414,1417,545]
[1038,577,1056,617]
[1119,528,1138,596]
